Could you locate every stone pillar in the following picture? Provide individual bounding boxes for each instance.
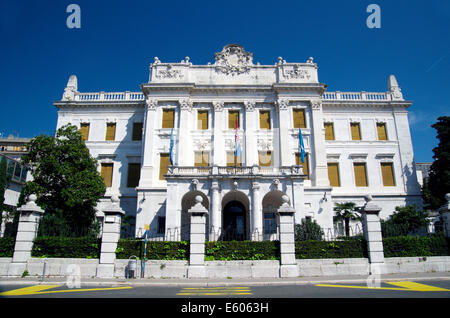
[439,193,450,238]
[244,101,257,166]
[139,98,158,187]
[276,195,298,278]
[9,194,44,276]
[96,195,124,278]
[251,181,263,241]
[276,99,291,166]
[187,196,209,278]
[178,99,193,166]
[309,100,330,187]
[361,195,384,270]
[212,101,225,166]
[210,179,221,241]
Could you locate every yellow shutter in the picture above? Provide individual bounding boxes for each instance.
[324,123,335,140]
[296,153,310,180]
[80,123,90,141]
[327,163,340,187]
[293,109,306,128]
[194,151,209,167]
[132,122,143,141]
[226,151,242,166]
[197,110,208,130]
[101,163,113,187]
[259,151,272,167]
[351,123,361,140]
[259,110,271,129]
[354,163,368,187]
[228,110,239,129]
[381,162,395,186]
[127,163,141,187]
[105,123,116,141]
[377,123,388,141]
[162,109,175,129]
[159,153,170,180]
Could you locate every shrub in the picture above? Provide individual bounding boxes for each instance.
[295,219,324,241]
[0,237,15,257]
[31,236,100,258]
[204,241,280,261]
[115,239,189,260]
[295,238,367,259]
[383,234,450,257]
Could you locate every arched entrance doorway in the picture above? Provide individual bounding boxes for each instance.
[262,190,288,240]
[221,190,250,241]
[181,191,209,241]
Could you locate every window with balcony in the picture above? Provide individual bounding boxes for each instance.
[227,151,242,167]
[194,151,210,167]
[258,151,272,167]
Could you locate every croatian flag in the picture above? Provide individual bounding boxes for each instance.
[299,127,305,164]
[235,118,241,158]
[169,127,174,165]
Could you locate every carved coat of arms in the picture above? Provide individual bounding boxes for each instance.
[214,44,253,75]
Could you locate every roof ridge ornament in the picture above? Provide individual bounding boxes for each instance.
[388,74,403,100]
[214,44,253,76]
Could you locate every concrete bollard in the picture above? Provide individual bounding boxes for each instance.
[361,195,384,273]
[276,195,298,278]
[8,194,44,276]
[187,195,208,278]
[96,195,124,278]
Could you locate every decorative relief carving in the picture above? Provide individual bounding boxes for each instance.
[213,101,224,112]
[282,65,311,80]
[310,100,322,110]
[194,139,209,150]
[179,98,193,112]
[257,139,272,150]
[214,44,253,75]
[146,98,158,110]
[155,64,184,79]
[276,99,289,110]
[244,100,255,111]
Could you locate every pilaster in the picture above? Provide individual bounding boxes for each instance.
[309,99,330,187]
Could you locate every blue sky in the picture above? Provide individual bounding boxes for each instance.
[0,0,449,162]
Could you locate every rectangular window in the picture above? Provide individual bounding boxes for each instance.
[324,122,335,141]
[295,152,310,180]
[105,123,116,141]
[293,109,306,128]
[353,162,368,187]
[101,163,113,187]
[258,151,272,167]
[132,122,143,141]
[127,163,141,188]
[80,123,90,141]
[194,151,209,167]
[259,110,271,130]
[327,163,340,187]
[197,110,208,130]
[264,213,276,235]
[162,109,175,129]
[159,153,170,180]
[377,123,388,141]
[381,162,395,186]
[157,216,166,234]
[226,151,242,167]
[350,123,361,141]
[228,110,239,129]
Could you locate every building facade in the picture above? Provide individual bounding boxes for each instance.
[54,44,422,240]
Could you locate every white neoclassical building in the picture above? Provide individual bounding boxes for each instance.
[54,44,422,240]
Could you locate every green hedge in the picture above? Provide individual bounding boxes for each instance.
[295,238,368,259]
[205,241,280,261]
[383,235,450,257]
[31,237,100,258]
[0,237,15,257]
[115,239,189,260]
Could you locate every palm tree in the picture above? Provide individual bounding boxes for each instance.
[333,202,361,237]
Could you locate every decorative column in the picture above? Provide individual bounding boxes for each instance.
[251,181,263,241]
[244,101,257,166]
[210,179,221,241]
[309,99,330,187]
[439,193,450,238]
[361,195,384,271]
[212,101,225,166]
[178,98,193,166]
[187,196,209,278]
[96,195,125,278]
[139,97,158,187]
[9,194,44,276]
[276,99,291,166]
[276,195,298,278]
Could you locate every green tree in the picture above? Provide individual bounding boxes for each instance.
[295,218,324,241]
[333,202,361,237]
[381,205,429,237]
[21,124,106,237]
[426,116,450,209]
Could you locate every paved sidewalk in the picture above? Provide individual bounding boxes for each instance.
[1,272,449,287]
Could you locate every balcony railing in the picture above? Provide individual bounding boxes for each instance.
[323,91,391,101]
[166,165,304,177]
[75,92,145,102]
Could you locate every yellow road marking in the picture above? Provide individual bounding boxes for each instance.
[315,281,450,292]
[0,284,132,296]
[176,286,252,296]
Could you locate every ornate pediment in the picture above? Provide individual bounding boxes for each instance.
[214,44,253,75]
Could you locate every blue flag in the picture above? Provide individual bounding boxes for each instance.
[299,128,305,164]
[235,119,242,158]
[169,128,174,165]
